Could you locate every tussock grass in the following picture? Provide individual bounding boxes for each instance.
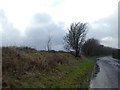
[2,46,95,88]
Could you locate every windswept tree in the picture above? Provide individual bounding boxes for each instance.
[64,22,87,57]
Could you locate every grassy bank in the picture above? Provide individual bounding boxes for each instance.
[2,47,95,88]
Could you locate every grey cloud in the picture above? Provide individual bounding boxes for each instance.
[0,10,23,47]
[87,10,118,48]
[33,13,52,24]
[1,11,65,50]
[24,13,65,50]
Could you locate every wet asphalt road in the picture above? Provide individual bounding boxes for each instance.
[90,56,120,89]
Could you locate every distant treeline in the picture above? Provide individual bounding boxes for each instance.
[112,49,120,60]
[82,38,113,57]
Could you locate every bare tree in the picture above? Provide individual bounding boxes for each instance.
[47,35,52,51]
[64,22,87,57]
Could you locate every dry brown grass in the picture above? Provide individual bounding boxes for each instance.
[2,46,76,87]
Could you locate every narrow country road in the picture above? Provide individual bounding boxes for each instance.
[90,56,120,89]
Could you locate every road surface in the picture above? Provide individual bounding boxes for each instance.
[90,56,120,89]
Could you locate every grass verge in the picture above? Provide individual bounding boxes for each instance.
[2,47,95,88]
[20,57,95,88]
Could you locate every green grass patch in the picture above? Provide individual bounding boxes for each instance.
[20,57,95,88]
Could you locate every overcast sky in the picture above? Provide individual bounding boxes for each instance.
[0,0,119,50]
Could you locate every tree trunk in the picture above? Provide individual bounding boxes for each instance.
[75,50,79,57]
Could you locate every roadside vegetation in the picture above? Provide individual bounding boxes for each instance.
[112,49,120,59]
[2,22,114,88]
[2,46,95,88]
